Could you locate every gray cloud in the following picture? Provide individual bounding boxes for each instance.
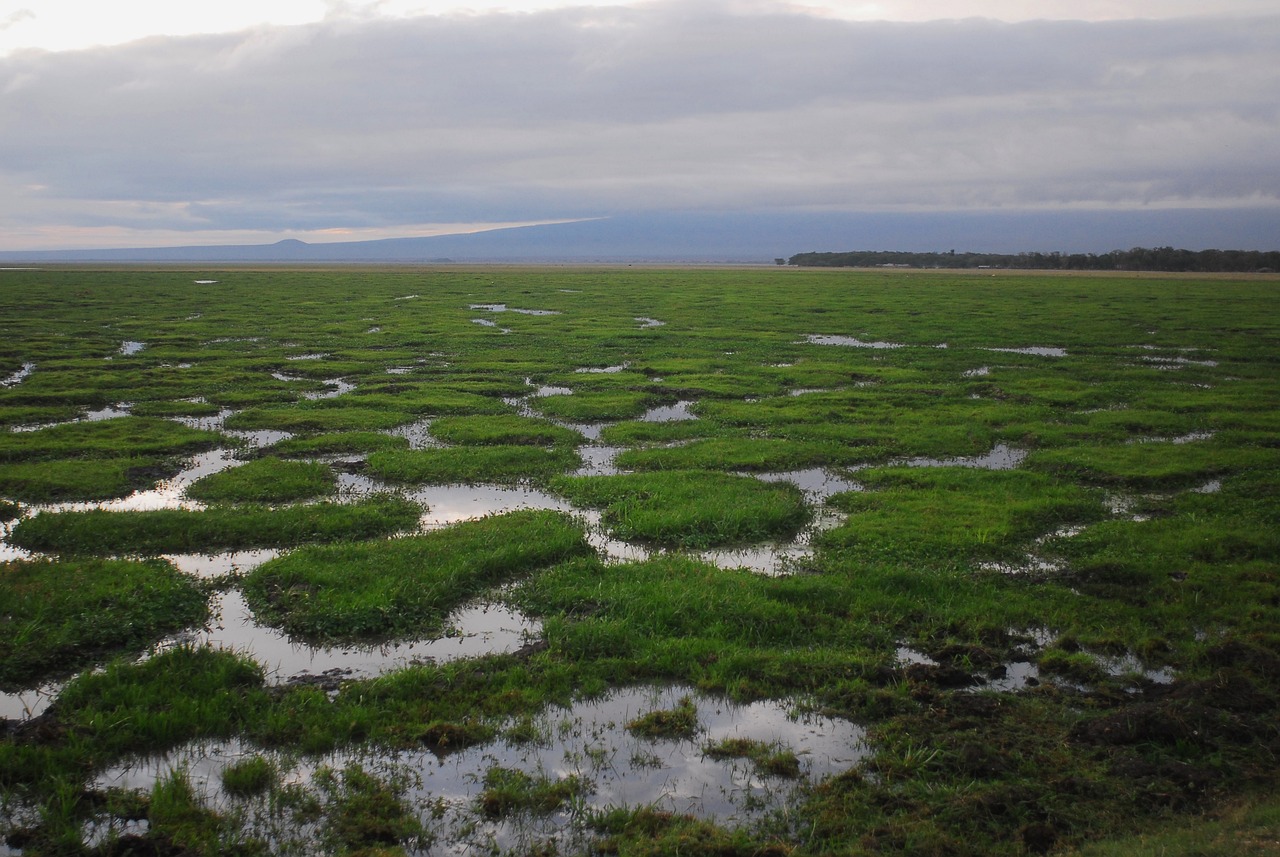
[1,2,1277,247]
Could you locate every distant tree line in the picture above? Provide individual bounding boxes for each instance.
[787,247,1280,273]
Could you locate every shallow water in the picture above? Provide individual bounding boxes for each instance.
[803,334,904,349]
[0,362,35,387]
[635,317,665,328]
[119,341,146,356]
[901,443,1028,471]
[91,684,865,854]
[640,400,696,422]
[983,346,1067,357]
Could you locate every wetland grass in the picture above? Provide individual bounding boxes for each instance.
[550,470,810,548]
[242,510,592,641]
[0,266,1275,856]
[185,456,337,504]
[9,494,420,555]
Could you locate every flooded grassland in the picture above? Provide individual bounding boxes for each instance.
[0,267,1277,856]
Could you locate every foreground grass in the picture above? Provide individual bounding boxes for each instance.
[0,558,208,689]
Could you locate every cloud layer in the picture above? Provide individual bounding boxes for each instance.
[1,2,1277,249]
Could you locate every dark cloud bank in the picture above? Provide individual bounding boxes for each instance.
[2,3,1277,257]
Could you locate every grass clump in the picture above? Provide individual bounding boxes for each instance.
[627,695,700,739]
[823,467,1104,564]
[477,766,586,818]
[703,737,802,778]
[366,445,579,485]
[314,763,429,854]
[551,471,809,549]
[0,558,208,689]
[8,494,420,555]
[533,390,657,422]
[428,414,583,446]
[220,755,278,797]
[268,431,410,457]
[0,416,222,462]
[186,457,337,504]
[0,457,180,503]
[242,510,591,641]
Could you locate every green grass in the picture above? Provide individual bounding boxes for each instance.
[186,456,337,504]
[366,445,580,484]
[822,467,1106,564]
[8,494,420,554]
[428,413,584,446]
[0,557,208,689]
[551,470,810,548]
[0,456,182,503]
[0,266,1275,857]
[242,510,592,640]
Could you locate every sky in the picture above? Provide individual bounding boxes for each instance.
[1,0,1277,252]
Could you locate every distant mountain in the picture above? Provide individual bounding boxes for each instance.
[3,209,1278,263]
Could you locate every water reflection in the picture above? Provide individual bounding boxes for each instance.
[93,685,865,854]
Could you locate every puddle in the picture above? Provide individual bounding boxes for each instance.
[385,417,442,450]
[394,294,418,301]
[983,346,1067,357]
[286,353,327,361]
[803,334,904,349]
[29,448,243,515]
[469,304,561,316]
[573,446,623,476]
[635,317,665,328]
[471,318,512,333]
[11,403,135,432]
[901,443,1028,471]
[164,548,283,580]
[91,685,865,854]
[1,362,35,387]
[1138,356,1218,368]
[962,366,991,377]
[302,378,357,401]
[367,326,382,334]
[193,279,219,284]
[155,589,541,686]
[386,367,415,375]
[1126,431,1214,445]
[575,363,629,374]
[1192,479,1222,494]
[407,484,576,530]
[753,468,861,502]
[640,400,696,422]
[118,341,146,356]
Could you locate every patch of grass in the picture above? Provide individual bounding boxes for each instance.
[314,763,429,854]
[1028,441,1278,489]
[186,457,337,504]
[627,695,700,740]
[429,414,583,446]
[0,416,222,462]
[533,390,659,422]
[8,494,420,555]
[225,405,414,434]
[366,445,579,484]
[703,737,802,778]
[822,467,1105,563]
[477,766,586,818]
[0,456,182,503]
[616,436,879,471]
[552,470,809,549]
[267,431,410,457]
[220,755,277,798]
[241,510,591,641]
[0,557,208,689]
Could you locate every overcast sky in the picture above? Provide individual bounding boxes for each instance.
[1,0,1277,250]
